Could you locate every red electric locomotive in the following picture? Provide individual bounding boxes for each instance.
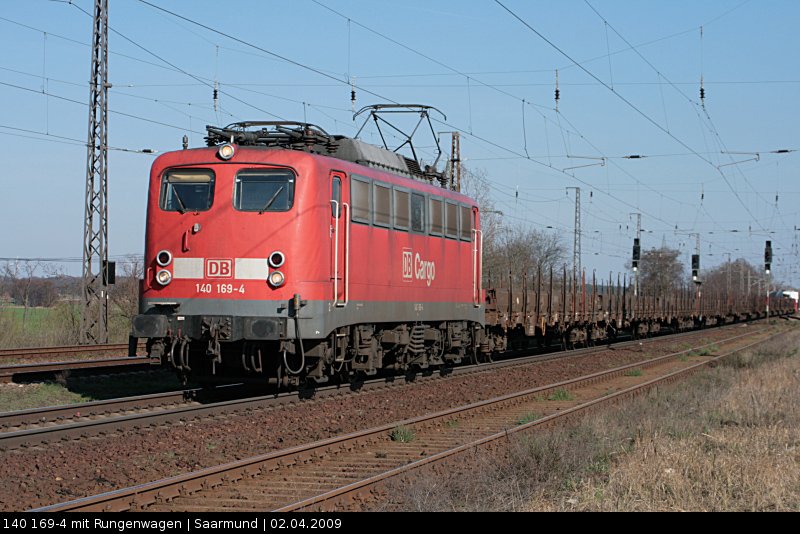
[132,111,484,386]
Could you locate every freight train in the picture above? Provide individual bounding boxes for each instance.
[131,116,792,386]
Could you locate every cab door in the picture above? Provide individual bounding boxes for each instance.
[330,171,349,306]
[472,206,482,307]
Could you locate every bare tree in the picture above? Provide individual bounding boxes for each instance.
[2,260,43,325]
[635,246,685,295]
[459,165,566,287]
[109,255,144,323]
[701,258,769,297]
[488,226,566,286]
[460,166,502,252]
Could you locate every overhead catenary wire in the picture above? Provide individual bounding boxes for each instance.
[68,1,288,122]
[9,1,787,282]
[495,1,764,231]
[131,0,675,233]
[580,0,776,234]
[0,80,205,134]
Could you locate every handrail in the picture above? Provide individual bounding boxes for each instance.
[342,202,350,307]
[472,228,483,307]
[330,199,340,305]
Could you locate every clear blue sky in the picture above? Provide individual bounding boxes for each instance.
[1,0,798,287]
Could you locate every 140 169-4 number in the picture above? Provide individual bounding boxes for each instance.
[195,283,246,295]
[3,519,68,529]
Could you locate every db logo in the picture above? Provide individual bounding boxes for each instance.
[206,259,232,278]
[402,249,413,281]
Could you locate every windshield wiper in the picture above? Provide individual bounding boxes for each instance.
[259,186,285,214]
[171,186,188,214]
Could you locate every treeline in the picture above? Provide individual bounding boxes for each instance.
[0,259,142,347]
[1,262,80,308]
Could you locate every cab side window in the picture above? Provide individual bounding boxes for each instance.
[394,189,409,230]
[411,193,425,233]
[374,184,391,227]
[351,177,371,224]
[460,205,473,241]
[331,177,341,217]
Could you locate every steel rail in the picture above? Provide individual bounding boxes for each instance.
[30,327,779,512]
[0,323,760,450]
[0,343,144,360]
[281,334,779,512]
[0,357,151,384]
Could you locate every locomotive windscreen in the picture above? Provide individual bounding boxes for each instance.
[233,169,295,212]
[160,169,215,212]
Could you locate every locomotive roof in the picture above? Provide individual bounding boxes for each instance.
[205,121,445,185]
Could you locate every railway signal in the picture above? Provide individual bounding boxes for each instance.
[691,254,700,282]
[632,238,640,271]
[765,240,772,274]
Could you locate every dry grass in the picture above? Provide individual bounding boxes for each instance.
[387,327,800,512]
[553,338,800,512]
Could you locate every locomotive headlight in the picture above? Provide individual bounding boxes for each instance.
[218,143,235,160]
[268,251,285,268]
[156,249,173,267]
[156,269,173,286]
[268,270,285,288]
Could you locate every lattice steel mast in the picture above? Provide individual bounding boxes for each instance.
[567,187,581,278]
[450,131,461,192]
[81,0,110,344]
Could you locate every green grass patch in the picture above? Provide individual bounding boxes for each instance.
[0,305,57,328]
[624,368,643,377]
[0,301,133,349]
[695,344,719,356]
[547,388,574,401]
[390,425,416,443]
[515,412,541,426]
[0,382,91,412]
[0,370,186,412]
[445,419,460,428]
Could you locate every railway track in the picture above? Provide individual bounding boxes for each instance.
[0,324,753,451]
[0,342,148,383]
[0,342,138,360]
[0,357,150,384]
[30,325,782,512]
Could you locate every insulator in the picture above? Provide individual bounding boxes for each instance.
[555,88,560,101]
[700,86,705,100]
